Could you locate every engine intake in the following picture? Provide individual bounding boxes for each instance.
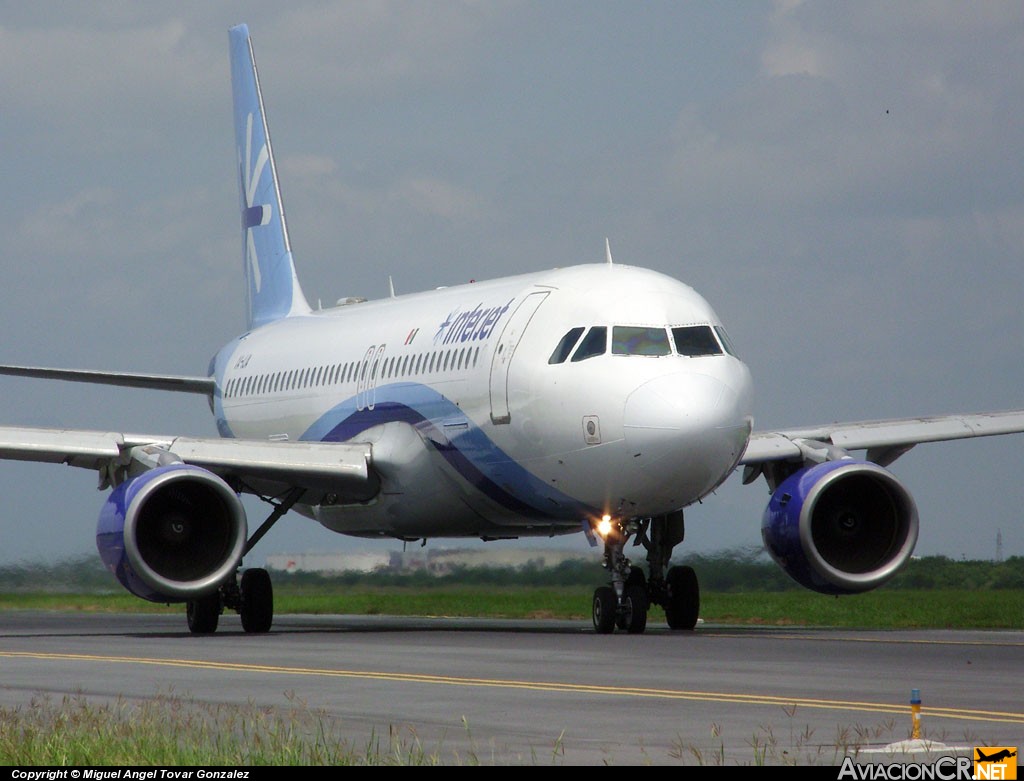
[96,464,247,602]
[761,460,918,594]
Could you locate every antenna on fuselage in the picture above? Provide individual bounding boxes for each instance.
[388,275,396,298]
[605,237,614,266]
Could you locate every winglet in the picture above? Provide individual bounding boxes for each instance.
[229,24,312,330]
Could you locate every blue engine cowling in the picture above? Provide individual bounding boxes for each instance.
[761,460,919,595]
[96,463,248,603]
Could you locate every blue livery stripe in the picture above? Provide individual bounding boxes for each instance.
[302,383,595,521]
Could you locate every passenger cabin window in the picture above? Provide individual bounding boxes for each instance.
[549,327,585,364]
[612,326,671,356]
[672,326,723,357]
[571,326,607,362]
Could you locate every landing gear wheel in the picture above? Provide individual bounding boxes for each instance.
[592,585,616,634]
[186,592,220,634]
[240,568,273,633]
[625,567,647,588]
[664,565,699,630]
[620,583,648,634]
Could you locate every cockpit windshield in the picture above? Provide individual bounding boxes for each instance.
[548,326,585,364]
[571,326,607,362]
[548,323,737,363]
[612,326,671,356]
[714,325,739,357]
[672,325,723,357]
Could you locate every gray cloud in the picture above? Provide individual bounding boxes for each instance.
[1,2,1021,566]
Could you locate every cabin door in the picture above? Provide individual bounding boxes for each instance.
[488,291,549,424]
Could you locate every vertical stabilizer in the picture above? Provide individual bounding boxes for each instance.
[229,24,311,330]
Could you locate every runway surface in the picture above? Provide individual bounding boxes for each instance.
[1,611,1021,765]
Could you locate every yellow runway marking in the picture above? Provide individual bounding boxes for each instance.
[3,650,1022,725]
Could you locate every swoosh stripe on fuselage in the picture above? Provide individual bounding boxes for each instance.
[301,381,597,521]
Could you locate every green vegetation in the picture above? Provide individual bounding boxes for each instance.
[273,585,588,619]
[7,549,1021,591]
[0,692,912,766]
[0,551,1021,628]
[0,693,463,765]
[699,589,1023,629]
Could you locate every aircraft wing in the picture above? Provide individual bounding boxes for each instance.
[0,426,378,504]
[741,409,1024,468]
[0,365,215,395]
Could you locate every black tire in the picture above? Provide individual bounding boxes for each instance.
[592,585,616,634]
[622,583,648,634]
[186,592,220,634]
[625,567,647,587]
[240,568,274,633]
[665,565,699,630]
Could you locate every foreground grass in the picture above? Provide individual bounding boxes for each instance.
[0,691,918,766]
[1,587,1021,628]
[0,693,460,765]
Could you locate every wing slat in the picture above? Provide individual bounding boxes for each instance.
[741,410,1024,465]
[0,425,377,502]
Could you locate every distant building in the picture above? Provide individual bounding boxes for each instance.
[265,551,391,574]
[265,547,593,575]
[396,547,593,575]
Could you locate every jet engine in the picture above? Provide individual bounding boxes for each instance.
[96,463,247,602]
[761,460,918,595]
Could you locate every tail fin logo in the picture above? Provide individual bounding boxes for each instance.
[242,112,271,294]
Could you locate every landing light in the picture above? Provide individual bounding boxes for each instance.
[596,515,613,537]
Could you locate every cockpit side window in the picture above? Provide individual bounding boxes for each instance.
[612,326,671,356]
[571,326,607,362]
[714,325,739,357]
[548,327,586,364]
[672,325,723,357]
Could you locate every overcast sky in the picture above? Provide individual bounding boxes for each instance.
[1,1,1022,569]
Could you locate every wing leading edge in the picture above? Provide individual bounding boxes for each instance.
[741,409,1024,479]
[0,365,215,395]
[0,425,378,505]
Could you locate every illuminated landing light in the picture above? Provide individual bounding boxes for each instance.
[596,516,613,538]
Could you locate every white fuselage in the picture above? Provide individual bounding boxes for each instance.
[212,264,754,540]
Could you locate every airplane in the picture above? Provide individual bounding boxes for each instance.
[976,750,1016,763]
[2,23,1024,635]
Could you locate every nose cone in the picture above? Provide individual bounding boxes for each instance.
[623,369,752,501]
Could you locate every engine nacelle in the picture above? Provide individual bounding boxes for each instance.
[96,464,247,602]
[761,460,918,595]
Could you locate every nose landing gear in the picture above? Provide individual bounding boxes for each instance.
[591,510,699,634]
[592,519,649,634]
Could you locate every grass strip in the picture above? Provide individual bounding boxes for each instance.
[0,693,454,765]
[1,588,1021,628]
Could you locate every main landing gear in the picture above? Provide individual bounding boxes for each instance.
[185,486,303,635]
[591,510,700,635]
[185,566,274,634]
